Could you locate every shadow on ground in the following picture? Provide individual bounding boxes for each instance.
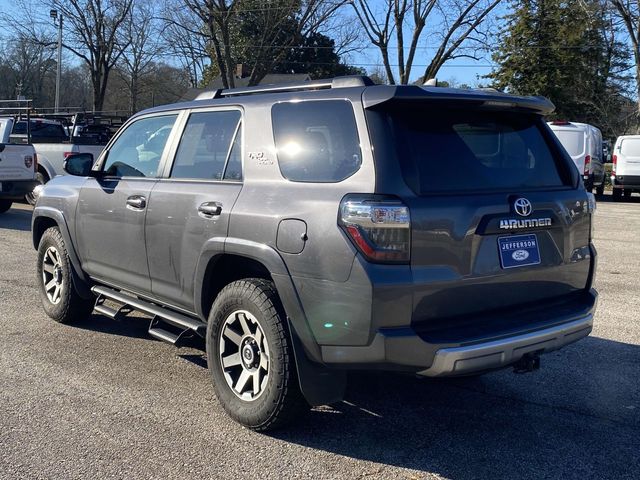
[0,205,32,232]
[76,311,640,479]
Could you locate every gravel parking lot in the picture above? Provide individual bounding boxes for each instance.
[1,198,638,480]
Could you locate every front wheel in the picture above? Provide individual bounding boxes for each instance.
[206,278,307,431]
[0,200,12,213]
[36,227,93,323]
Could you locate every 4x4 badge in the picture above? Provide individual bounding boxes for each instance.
[514,198,532,217]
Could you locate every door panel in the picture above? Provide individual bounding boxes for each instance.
[145,108,243,310]
[75,113,179,292]
[145,181,241,309]
[76,178,156,290]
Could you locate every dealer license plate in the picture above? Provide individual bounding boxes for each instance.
[498,234,541,269]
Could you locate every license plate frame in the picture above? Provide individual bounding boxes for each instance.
[497,234,541,269]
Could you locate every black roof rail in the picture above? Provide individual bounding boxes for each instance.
[194,75,374,100]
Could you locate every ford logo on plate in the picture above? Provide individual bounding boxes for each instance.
[512,249,530,261]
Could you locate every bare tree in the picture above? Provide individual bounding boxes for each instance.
[118,2,161,113]
[172,0,348,89]
[352,0,501,85]
[160,6,209,88]
[51,0,134,110]
[611,0,640,124]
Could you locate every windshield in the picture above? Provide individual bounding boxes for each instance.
[373,107,570,194]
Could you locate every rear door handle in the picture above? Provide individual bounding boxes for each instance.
[126,195,146,210]
[198,201,223,217]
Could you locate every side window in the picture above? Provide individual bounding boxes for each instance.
[223,128,242,181]
[171,110,241,180]
[103,115,177,177]
[272,100,362,182]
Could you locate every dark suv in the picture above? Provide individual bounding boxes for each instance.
[32,76,597,431]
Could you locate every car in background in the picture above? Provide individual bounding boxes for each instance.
[10,118,105,204]
[0,117,37,213]
[612,135,640,201]
[548,121,605,195]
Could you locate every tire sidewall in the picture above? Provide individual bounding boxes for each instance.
[37,228,75,322]
[206,282,291,429]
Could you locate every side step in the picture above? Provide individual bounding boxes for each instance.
[92,285,207,345]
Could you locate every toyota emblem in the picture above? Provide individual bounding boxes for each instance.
[514,198,532,217]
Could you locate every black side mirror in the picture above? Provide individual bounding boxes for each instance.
[63,153,95,176]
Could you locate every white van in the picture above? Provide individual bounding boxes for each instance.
[612,135,640,200]
[548,121,604,195]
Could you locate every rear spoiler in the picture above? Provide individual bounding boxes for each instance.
[362,85,555,115]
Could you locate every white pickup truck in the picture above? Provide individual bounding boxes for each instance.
[8,118,105,204]
[0,117,38,213]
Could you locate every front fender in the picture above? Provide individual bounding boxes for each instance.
[32,206,92,298]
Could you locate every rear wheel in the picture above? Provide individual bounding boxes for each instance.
[613,188,622,201]
[0,200,12,213]
[206,278,306,431]
[25,171,48,206]
[36,227,93,323]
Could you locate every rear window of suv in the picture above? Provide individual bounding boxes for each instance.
[379,108,569,194]
[272,100,362,182]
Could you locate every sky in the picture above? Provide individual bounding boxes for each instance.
[0,0,503,87]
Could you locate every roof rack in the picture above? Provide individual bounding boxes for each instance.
[195,75,374,101]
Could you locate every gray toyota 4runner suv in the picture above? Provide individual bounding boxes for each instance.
[32,76,598,431]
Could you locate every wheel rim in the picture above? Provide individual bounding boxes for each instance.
[219,310,270,401]
[42,246,64,304]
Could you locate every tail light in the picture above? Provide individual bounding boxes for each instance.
[612,154,617,176]
[583,154,591,178]
[63,151,74,159]
[339,195,410,263]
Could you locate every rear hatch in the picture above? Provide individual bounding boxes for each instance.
[365,98,593,332]
[617,137,640,177]
[548,123,588,176]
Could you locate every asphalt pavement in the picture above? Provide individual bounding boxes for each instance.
[0,197,638,480]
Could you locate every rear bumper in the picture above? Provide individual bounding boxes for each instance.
[612,175,640,189]
[0,179,38,199]
[321,288,597,376]
[417,313,592,377]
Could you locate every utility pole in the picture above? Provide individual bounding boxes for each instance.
[50,9,63,113]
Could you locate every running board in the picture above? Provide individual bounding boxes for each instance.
[91,285,207,339]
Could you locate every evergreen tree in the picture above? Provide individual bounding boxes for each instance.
[487,0,631,136]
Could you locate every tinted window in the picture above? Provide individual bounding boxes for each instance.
[13,121,67,139]
[272,100,361,182]
[621,138,640,157]
[171,110,241,180]
[224,128,242,181]
[104,115,177,177]
[383,109,567,194]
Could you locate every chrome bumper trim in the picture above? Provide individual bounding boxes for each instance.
[417,315,593,377]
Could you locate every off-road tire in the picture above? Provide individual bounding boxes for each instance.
[37,227,93,323]
[206,278,307,431]
[0,200,12,213]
